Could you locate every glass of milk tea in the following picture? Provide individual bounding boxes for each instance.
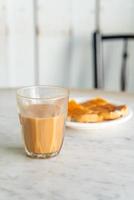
[16,86,69,158]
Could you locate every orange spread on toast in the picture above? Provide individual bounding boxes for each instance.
[68,98,128,123]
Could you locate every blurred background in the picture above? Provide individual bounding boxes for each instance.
[0,0,134,91]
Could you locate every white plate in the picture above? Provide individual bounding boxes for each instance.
[66,97,133,130]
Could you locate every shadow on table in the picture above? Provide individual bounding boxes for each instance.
[0,145,25,157]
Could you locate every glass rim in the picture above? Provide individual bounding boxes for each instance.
[16,85,69,100]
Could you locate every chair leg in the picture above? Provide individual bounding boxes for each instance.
[93,31,104,89]
[121,39,128,91]
[93,32,98,88]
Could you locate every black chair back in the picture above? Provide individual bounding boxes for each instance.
[93,31,134,91]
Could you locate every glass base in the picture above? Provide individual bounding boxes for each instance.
[25,150,59,159]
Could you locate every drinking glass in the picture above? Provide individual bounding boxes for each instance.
[16,86,69,158]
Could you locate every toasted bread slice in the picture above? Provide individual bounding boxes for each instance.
[68,104,103,122]
[68,98,128,123]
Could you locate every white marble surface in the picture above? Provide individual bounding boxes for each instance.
[0,89,134,200]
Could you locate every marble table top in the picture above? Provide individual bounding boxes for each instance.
[0,88,134,200]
